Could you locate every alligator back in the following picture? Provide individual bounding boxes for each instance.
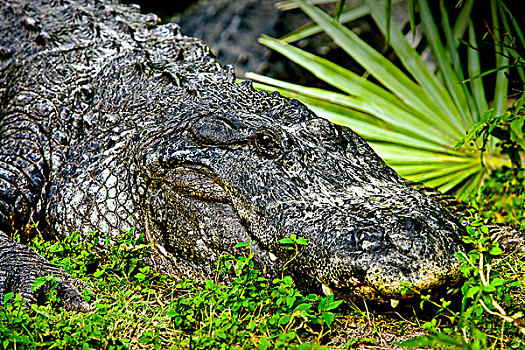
[1,0,220,234]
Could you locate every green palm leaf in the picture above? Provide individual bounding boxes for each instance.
[247,0,513,198]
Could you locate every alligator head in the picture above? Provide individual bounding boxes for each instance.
[137,79,466,303]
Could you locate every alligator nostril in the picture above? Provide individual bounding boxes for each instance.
[342,229,359,251]
[397,216,423,236]
[387,216,427,255]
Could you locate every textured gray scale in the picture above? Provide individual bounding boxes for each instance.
[0,0,485,308]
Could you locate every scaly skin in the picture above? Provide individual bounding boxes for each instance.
[0,0,466,309]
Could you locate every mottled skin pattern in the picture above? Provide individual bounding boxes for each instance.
[0,0,467,310]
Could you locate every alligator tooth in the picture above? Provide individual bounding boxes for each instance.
[156,243,168,257]
[322,284,334,296]
[390,299,400,308]
[269,252,278,261]
[446,287,460,295]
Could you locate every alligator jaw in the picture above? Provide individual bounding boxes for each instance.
[322,258,465,305]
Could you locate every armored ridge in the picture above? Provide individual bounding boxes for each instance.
[0,0,467,310]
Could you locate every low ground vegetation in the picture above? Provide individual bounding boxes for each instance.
[0,164,523,349]
[0,230,343,349]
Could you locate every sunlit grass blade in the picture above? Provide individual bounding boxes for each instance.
[491,0,508,117]
[333,0,346,22]
[371,143,481,191]
[276,0,335,11]
[372,143,477,164]
[440,0,478,123]
[456,170,484,199]
[452,0,474,43]
[426,167,481,192]
[407,0,415,37]
[397,162,481,192]
[467,23,489,121]
[496,0,525,50]
[496,0,525,82]
[440,1,461,73]
[462,65,517,83]
[385,0,392,43]
[394,162,479,177]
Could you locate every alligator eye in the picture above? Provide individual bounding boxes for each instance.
[253,131,281,159]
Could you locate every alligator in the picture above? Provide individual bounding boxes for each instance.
[0,0,470,311]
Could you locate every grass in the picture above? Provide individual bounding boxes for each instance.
[0,231,347,349]
[1,171,524,349]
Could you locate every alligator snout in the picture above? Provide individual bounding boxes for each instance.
[388,216,441,257]
[307,203,466,302]
[249,183,466,302]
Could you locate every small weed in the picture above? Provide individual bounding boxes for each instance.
[165,239,342,349]
[278,234,309,279]
[473,166,525,229]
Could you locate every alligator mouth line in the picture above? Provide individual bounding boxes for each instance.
[323,279,464,308]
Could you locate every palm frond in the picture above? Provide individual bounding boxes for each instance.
[247,0,513,198]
